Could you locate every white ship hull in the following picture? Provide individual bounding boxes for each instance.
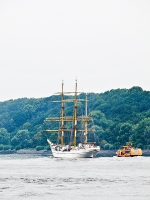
[47,139,100,158]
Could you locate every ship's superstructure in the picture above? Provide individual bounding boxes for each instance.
[116,142,142,157]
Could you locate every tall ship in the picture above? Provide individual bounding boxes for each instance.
[44,80,100,158]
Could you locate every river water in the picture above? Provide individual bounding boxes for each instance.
[0,154,150,200]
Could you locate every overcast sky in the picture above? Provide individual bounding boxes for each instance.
[0,0,150,102]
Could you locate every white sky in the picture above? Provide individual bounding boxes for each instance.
[0,0,150,102]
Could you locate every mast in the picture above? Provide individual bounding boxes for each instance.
[73,80,77,147]
[84,93,88,143]
[61,80,64,146]
[44,81,92,145]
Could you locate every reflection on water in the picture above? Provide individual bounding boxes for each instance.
[0,154,150,200]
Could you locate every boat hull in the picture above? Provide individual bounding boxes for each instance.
[47,139,100,158]
[52,148,99,158]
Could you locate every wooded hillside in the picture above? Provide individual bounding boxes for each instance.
[0,86,150,150]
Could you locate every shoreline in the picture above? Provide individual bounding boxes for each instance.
[0,149,52,155]
[0,149,150,156]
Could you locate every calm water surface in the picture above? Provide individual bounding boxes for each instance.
[0,154,150,200]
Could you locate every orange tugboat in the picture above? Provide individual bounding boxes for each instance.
[116,142,142,157]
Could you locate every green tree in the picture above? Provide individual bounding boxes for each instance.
[89,110,108,128]
[32,132,47,147]
[11,129,32,148]
[132,118,150,147]
[112,123,132,146]
[0,128,10,145]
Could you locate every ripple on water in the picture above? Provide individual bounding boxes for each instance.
[0,155,150,200]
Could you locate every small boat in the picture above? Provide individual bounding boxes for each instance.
[116,142,142,157]
[44,80,100,158]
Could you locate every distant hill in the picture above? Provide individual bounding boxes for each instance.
[0,86,150,150]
